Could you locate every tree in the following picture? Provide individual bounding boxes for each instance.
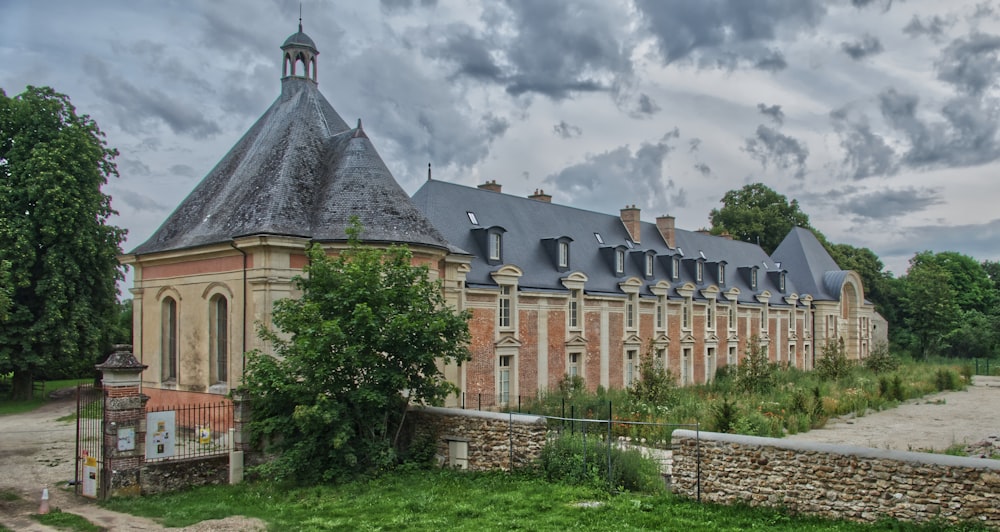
[908,251,996,315]
[901,257,960,359]
[709,183,812,254]
[0,87,126,399]
[241,226,471,482]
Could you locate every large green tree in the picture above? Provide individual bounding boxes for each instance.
[708,183,812,254]
[900,256,960,359]
[0,86,126,399]
[242,227,471,482]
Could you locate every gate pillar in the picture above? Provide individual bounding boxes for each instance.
[96,344,148,498]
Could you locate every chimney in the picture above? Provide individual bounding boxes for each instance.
[478,180,502,193]
[528,189,552,203]
[620,204,641,244]
[656,214,676,248]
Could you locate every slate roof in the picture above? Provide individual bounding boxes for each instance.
[412,180,836,306]
[133,63,449,254]
[771,227,847,301]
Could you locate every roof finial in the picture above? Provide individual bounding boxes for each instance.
[428,162,432,181]
[299,3,303,33]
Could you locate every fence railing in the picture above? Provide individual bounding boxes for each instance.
[145,401,234,462]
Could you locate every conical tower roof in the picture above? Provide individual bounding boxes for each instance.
[132,28,450,254]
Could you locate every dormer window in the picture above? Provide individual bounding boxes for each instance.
[489,232,502,261]
[779,272,786,292]
[558,241,569,268]
[751,268,758,290]
[615,249,625,274]
[696,261,704,283]
[718,264,726,285]
[672,256,680,280]
[645,254,654,277]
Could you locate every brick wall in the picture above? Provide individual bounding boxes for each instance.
[671,430,1000,527]
[408,406,547,471]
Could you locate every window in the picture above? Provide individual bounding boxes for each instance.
[696,261,704,283]
[761,306,768,334]
[594,232,604,244]
[681,347,693,385]
[558,241,569,268]
[626,293,637,330]
[162,297,178,381]
[489,232,502,261]
[751,268,758,290]
[498,286,512,329]
[789,344,796,368]
[499,355,512,404]
[568,353,581,378]
[626,350,638,387]
[728,345,737,366]
[656,347,666,369]
[656,295,666,330]
[467,211,479,225]
[779,272,786,292]
[682,298,691,330]
[645,254,654,277]
[568,289,581,329]
[672,257,680,279]
[706,300,715,331]
[718,264,726,285]
[789,309,795,331]
[209,295,228,384]
[615,249,625,274]
[706,347,717,382]
[728,304,737,332]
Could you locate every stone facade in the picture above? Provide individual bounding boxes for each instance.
[141,456,229,495]
[671,430,1000,527]
[408,406,547,471]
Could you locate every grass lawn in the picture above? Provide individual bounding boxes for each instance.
[101,469,986,531]
[0,378,92,416]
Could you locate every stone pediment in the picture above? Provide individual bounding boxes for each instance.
[565,334,588,348]
[679,332,696,345]
[494,335,522,349]
[623,333,643,347]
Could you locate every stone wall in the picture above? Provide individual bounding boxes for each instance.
[671,429,1000,527]
[141,455,229,495]
[408,406,547,471]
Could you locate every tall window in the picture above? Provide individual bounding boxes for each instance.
[499,355,512,403]
[489,232,502,261]
[672,257,680,279]
[682,298,691,330]
[706,347,717,382]
[568,289,580,329]
[789,308,796,331]
[498,286,512,329]
[718,264,726,285]
[706,301,715,331]
[558,241,569,268]
[728,345,737,366]
[626,293,637,330]
[615,249,625,274]
[751,269,758,290]
[656,295,666,330]
[681,347,693,385]
[162,297,178,381]
[625,349,638,387]
[789,344,796,368]
[761,306,768,334]
[696,261,704,283]
[728,304,737,332]
[568,353,581,377]
[209,295,228,384]
[779,273,786,292]
[645,254,654,277]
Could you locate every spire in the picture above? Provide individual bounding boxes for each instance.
[299,3,303,33]
[427,162,432,181]
[352,118,368,139]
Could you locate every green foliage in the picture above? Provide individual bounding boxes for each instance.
[539,433,663,493]
[934,368,962,391]
[708,183,813,254]
[557,374,587,398]
[32,508,103,532]
[864,343,900,374]
[816,338,854,380]
[241,224,471,482]
[628,341,678,407]
[0,86,126,399]
[712,398,738,433]
[734,336,776,394]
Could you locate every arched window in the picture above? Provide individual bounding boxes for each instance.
[209,295,228,384]
[162,297,178,381]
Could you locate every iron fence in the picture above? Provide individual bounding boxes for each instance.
[145,400,234,462]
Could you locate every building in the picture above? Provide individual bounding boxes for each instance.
[122,26,882,408]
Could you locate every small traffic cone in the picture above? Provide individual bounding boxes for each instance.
[38,488,49,515]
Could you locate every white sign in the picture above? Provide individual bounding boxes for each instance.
[117,427,135,451]
[82,455,98,498]
[146,411,176,459]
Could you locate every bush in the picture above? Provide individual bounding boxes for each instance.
[934,368,961,391]
[735,336,777,395]
[816,338,854,380]
[539,433,662,493]
[864,343,899,374]
[712,398,739,433]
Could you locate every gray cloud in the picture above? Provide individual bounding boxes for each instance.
[743,124,809,178]
[688,138,701,152]
[694,162,712,177]
[841,34,884,60]
[553,120,583,139]
[903,14,954,41]
[838,187,944,220]
[420,1,633,100]
[634,0,825,71]
[880,218,1000,265]
[830,107,898,179]
[634,93,661,117]
[936,32,1000,95]
[757,103,784,125]
[82,56,221,138]
[543,129,680,212]
[169,164,196,178]
[119,158,151,178]
[380,0,437,11]
[114,188,169,212]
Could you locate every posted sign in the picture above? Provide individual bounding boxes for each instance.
[146,411,176,459]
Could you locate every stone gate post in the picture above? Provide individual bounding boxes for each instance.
[96,344,148,498]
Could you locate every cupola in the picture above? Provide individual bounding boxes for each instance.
[282,18,319,82]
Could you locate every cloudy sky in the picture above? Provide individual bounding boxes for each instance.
[4,0,1000,288]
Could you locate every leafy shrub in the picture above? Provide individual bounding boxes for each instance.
[816,338,854,380]
[557,374,586,398]
[864,343,899,374]
[934,368,961,391]
[539,433,662,493]
[712,398,739,433]
[735,336,777,395]
[628,341,679,407]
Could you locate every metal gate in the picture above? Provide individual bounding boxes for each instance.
[74,383,105,499]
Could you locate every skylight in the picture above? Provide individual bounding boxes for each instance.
[467,211,479,225]
[594,232,604,244]
[625,239,634,249]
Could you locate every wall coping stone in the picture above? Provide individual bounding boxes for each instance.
[411,405,546,426]
[673,429,1000,470]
